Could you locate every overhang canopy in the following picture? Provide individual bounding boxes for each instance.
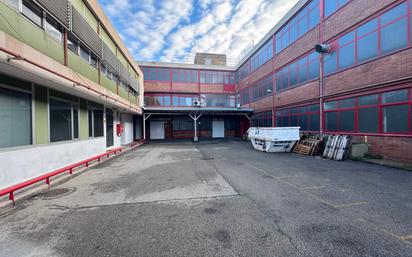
[143,107,254,116]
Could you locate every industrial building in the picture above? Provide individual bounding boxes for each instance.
[140,0,412,164]
[0,0,411,194]
[0,0,143,190]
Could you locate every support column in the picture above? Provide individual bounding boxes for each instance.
[143,114,152,140]
[189,113,202,142]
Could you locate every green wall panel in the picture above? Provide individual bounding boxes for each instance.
[119,87,129,101]
[0,2,64,64]
[67,52,99,83]
[79,99,88,139]
[34,85,48,144]
[100,73,117,94]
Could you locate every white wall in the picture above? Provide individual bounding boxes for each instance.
[121,114,134,145]
[0,138,106,190]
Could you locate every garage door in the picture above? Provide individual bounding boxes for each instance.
[212,120,225,138]
[150,121,165,139]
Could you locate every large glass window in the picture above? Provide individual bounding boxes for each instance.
[250,39,273,72]
[275,52,319,92]
[324,0,349,17]
[0,87,32,148]
[325,88,412,135]
[172,69,198,83]
[275,0,320,54]
[88,103,104,138]
[22,0,42,27]
[202,94,236,107]
[173,118,193,131]
[276,104,320,132]
[50,98,73,142]
[324,2,410,76]
[45,16,63,43]
[240,87,250,105]
[4,0,18,9]
[250,75,273,102]
[252,111,273,127]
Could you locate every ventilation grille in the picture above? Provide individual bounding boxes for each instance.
[36,0,71,28]
[102,43,119,71]
[72,8,102,58]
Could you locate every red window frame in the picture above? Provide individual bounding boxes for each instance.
[275,104,321,132]
[144,94,172,107]
[323,0,351,19]
[324,1,412,77]
[250,74,274,102]
[275,0,320,54]
[143,67,171,82]
[275,51,319,92]
[324,87,412,136]
[252,111,273,127]
[172,69,199,84]
[250,39,274,72]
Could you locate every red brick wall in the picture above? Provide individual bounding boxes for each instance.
[144,81,170,92]
[172,83,199,93]
[200,84,228,93]
[275,81,319,108]
[250,95,274,112]
[274,27,320,71]
[352,135,412,164]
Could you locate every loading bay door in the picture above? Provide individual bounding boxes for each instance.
[150,121,165,139]
[212,120,225,138]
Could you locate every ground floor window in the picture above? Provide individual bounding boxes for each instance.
[276,104,320,132]
[49,98,79,142]
[172,117,193,131]
[88,102,104,137]
[252,111,272,127]
[0,87,32,148]
[324,88,412,135]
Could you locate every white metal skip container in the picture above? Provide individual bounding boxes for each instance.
[247,127,300,153]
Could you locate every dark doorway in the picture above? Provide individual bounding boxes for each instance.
[106,109,114,147]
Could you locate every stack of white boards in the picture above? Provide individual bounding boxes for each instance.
[322,135,351,160]
[247,127,300,153]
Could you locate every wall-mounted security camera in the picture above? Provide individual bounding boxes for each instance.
[315,44,331,54]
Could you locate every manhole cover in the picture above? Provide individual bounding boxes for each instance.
[36,188,75,199]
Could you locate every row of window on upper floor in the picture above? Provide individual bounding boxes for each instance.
[237,0,350,82]
[2,0,139,96]
[240,1,412,104]
[142,67,235,85]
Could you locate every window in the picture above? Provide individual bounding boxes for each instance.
[79,45,90,63]
[252,111,273,127]
[250,75,273,102]
[240,87,250,105]
[144,95,172,107]
[50,98,78,142]
[381,3,408,54]
[4,0,18,9]
[275,52,319,91]
[275,0,320,54]
[325,88,412,135]
[172,69,198,83]
[68,34,79,54]
[173,118,193,131]
[0,87,32,148]
[250,39,273,72]
[324,2,410,76]
[275,104,320,131]
[22,0,42,27]
[202,94,236,107]
[143,67,170,82]
[324,0,349,17]
[88,103,104,137]
[45,16,63,43]
[237,61,250,82]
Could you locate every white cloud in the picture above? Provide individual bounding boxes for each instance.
[99,0,299,62]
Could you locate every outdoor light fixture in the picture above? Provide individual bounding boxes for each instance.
[267,89,273,93]
[315,44,331,53]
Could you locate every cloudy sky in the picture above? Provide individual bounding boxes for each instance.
[98,0,299,62]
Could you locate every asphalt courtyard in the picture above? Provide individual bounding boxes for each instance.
[0,140,411,257]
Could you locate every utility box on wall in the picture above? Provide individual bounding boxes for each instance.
[116,124,124,136]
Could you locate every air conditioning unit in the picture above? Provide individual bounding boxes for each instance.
[193,101,201,107]
[236,103,241,109]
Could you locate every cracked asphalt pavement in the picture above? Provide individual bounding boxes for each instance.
[0,141,411,257]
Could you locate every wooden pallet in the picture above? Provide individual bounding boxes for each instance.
[293,138,321,156]
[322,135,351,160]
